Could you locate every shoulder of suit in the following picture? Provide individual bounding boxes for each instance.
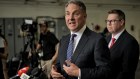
[86,30,105,40]
[120,31,138,43]
[60,34,70,40]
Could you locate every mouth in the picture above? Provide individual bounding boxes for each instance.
[69,21,76,24]
[107,26,112,29]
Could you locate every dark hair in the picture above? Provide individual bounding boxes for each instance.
[39,21,48,27]
[65,0,86,13]
[108,9,125,21]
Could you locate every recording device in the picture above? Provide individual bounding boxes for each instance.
[20,19,38,69]
[21,19,37,36]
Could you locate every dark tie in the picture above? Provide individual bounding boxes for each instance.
[67,34,77,61]
[110,38,116,48]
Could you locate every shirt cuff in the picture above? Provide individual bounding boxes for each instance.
[78,69,81,79]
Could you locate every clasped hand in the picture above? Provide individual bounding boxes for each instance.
[51,60,79,79]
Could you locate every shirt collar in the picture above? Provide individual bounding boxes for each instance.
[112,29,125,40]
[71,24,86,36]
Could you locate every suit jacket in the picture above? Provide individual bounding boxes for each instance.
[106,30,139,79]
[56,27,111,79]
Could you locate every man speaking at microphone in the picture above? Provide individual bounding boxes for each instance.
[51,0,111,79]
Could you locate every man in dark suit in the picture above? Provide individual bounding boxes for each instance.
[106,9,139,79]
[51,0,111,79]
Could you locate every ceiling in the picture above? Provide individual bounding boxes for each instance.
[0,0,140,7]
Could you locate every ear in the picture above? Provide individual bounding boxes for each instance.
[84,14,87,18]
[120,19,125,26]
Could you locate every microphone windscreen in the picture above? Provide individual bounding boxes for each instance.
[31,67,41,76]
[26,67,33,75]
[18,66,29,76]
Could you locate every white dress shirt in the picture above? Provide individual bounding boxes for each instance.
[70,24,86,79]
[108,29,125,48]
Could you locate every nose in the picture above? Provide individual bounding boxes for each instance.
[107,22,112,25]
[70,14,74,21]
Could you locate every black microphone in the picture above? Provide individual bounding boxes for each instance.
[30,67,48,79]
[31,67,42,77]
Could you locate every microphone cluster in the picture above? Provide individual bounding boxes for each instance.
[10,66,47,79]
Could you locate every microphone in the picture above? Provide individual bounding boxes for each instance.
[18,66,29,76]
[30,67,48,79]
[18,66,30,79]
[10,66,30,79]
[31,67,42,77]
[9,75,19,79]
[29,61,49,79]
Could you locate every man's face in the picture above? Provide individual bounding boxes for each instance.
[106,14,124,35]
[40,24,47,34]
[65,3,87,32]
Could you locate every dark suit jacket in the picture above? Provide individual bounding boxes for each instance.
[56,27,111,79]
[106,30,139,79]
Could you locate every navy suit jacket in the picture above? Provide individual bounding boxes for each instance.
[106,30,139,79]
[56,27,111,79]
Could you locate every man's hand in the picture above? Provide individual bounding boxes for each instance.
[51,65,65,79]
[63,60,79,77]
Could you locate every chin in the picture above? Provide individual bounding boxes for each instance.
[70,27,76,31]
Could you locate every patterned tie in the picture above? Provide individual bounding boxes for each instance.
[110,38,116,48]
[67,34,77,61]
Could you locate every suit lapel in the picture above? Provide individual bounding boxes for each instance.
[61,34,71,61]
[71,28,89,63]
[106,35,111,44]
[110,30,127,50]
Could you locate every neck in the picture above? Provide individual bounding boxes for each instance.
[42,30,49,35]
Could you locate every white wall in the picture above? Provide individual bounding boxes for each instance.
[0,5,64,18]
[0,4,140,42]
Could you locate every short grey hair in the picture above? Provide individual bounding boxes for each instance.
[65,0,86,13]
